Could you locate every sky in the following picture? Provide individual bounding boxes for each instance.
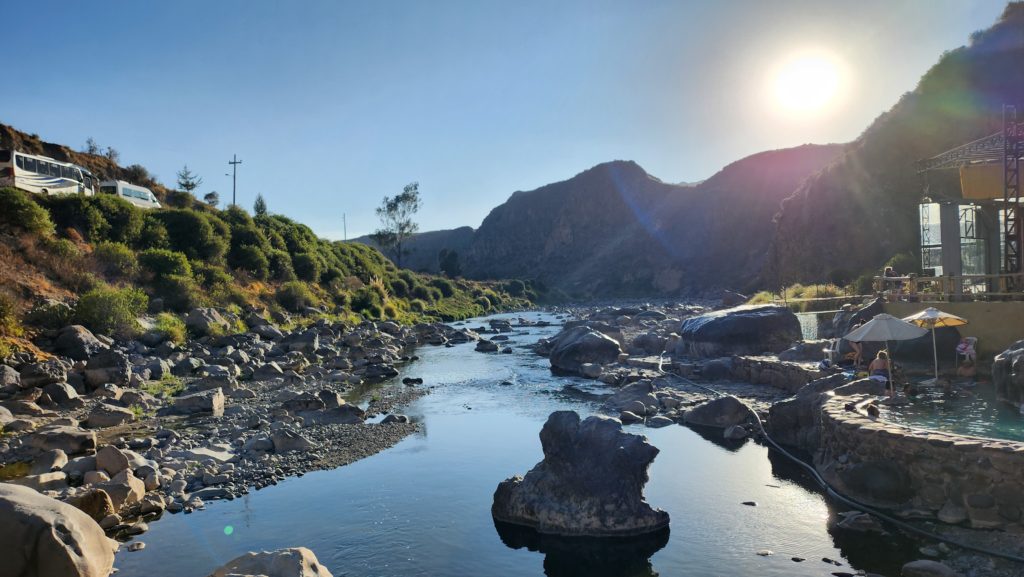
[4,0,1010,239]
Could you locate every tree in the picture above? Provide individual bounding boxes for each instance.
[203,191,220,207]
[253,193,268,217]
[438,248,461,278]
[370,182,420,268]
[104,147,120,163]
[176,165,203,194]
[84,137,101,155]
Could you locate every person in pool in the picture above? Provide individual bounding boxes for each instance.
[868,350,891,378]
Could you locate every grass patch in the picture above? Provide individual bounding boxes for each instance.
[141,375,185,398]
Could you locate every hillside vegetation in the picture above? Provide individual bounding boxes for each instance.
[0,174,531,356]
[771,2,1024,284]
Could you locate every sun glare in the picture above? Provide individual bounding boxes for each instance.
[774,52,843,113]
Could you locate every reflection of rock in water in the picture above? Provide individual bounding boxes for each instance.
[683,423,749,452]
[495,520,668,577]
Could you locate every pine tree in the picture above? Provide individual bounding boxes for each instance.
[253,193,268,217]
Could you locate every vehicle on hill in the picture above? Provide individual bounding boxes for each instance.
[98,179,161,209]
[0,149,97,196]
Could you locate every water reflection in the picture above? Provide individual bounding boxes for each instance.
[683,423,749,452]
[494,521,670,577]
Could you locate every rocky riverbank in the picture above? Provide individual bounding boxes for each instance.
[0,307,492,559]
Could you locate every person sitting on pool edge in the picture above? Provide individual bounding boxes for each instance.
[868,350,894,396]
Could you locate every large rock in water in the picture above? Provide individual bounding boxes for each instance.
[548,326,622,375]
[491,411,669,537]
[683,395,752,429]
[0,483,116,577]
[676,304,800,358]
[208,547,333,577]
[993,339,1024,407]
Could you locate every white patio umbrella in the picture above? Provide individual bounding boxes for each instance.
[844,313,928,394]
[901,307,969,382]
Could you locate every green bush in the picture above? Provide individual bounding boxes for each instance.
[292,252,321,282]
[504,279,527,297]
[138,216,170,249]
[230,245,270,280]
[885,252,921,276]
[276,281,317,312]
[42,236,81,259]
[0,188,54,235]
[429,278,456,297]
[155,274,202,312]
[139,249,192,279]
[268,249,296,281]
[191,261,233,288]
[351,286,383,314]
[409,299,427,312]
[93,242,138,278]
[74,286,148,338]
[92,194,143,245]
[0,291,20,337]
[46,196,109,241]
[152,209,228,262]
[854,272,876,295]
[475,295,492,310]
[153,312,186,344]
[411,284,434,302]
[383,303,398,318]
[388,278,410,298]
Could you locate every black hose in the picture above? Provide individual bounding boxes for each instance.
[654,353,1024,565]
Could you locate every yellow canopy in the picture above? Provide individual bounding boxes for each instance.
[960,164,1004,200]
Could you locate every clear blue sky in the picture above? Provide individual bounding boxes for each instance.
[5,0,1008,238]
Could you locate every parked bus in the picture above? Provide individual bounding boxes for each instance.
[98,180,161,210]
[0,149,96,196]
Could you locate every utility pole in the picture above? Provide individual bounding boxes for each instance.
[343,213,347,241]
[228,154,242,206]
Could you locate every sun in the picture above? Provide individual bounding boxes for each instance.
[774,52,843,113]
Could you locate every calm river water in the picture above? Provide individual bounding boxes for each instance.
[114,312,921,576]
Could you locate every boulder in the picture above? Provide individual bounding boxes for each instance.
[27,426,97,455]
[19,359,67,389]
[901,560,960,577]
[299,404,365,426]
[0,483,116,577]
[676,305,801,358]
[285,329,320,354]
[9,471,68,492]
[84,349,131,388]
[282,392,326,413]
[475,340,499,353]
[683,395,751,429]
[96,445,130,476]
[270,429,314,453]
[95,469,145,511]
[165,388,225,417]
[208,547,333,577]
[42,382,80,405]
[185,308,230,337]
[64,489,116,523]
[993,339,1024,408]
[252,323,285,341]
[492,410,669,536]
[30,449,69,475]
[54,325,108,361]
[548,326,622,375]
[601,381,659,414]
[0,364,20,388]
[778,339,832,362]
[85,403,135,429]
[767,375,877,450]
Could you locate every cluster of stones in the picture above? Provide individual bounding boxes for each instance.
[0,306,478,561]
[730,355,825,394]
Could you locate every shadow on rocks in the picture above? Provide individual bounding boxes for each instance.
[494,520,669,577]
[682,423,749,453]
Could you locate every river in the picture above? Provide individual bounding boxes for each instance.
[113,311,919,576]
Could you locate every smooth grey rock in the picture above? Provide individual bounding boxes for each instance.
[185,308,230,337]
[270,429,313,453]
[54,325,108,361]
[27,426,97,455]
[84,349,131,388]
[901,559,960,577]
[677,304,800,358]
[0,483,116,577]
[30,449,69,475]
[96,445,130,476]
[85,403,135,428]
[492,410,669,536]
[163,388,225,417]
[548,326,622,375]
[207,547,334,577]
[19,359,67,389]
[684,395,751,429]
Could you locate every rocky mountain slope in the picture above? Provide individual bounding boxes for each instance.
[354,226,474,274]
[771,3,1024,282]
[461,145,843,297]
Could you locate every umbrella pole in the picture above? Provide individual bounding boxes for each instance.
[932,327,938,381]
[887,340,894,397]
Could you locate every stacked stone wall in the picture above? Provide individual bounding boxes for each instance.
[816,395,1024,530]
[731,356,824,394]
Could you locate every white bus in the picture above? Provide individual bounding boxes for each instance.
[98,180,161,210]
[0,149,96,196]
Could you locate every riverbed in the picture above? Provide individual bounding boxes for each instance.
[113,312,920,576]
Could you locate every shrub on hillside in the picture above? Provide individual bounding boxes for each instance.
[46,196,109,241]
[409,299,427,313]
[388,278,410,298]
[155,274,202,312]
[411,284,434,302]
[230,245,270,280]
[191,261,234,288]
[139,248,192,279]
[292,252,321,283]
[0,187,54,235]
[475,295,493,310]
[138,216,170,249]
[276,281,317,312]
[41,236,81,259]
[885,252,921,276]
[152,209,228,262]
[350,286,383,314]
[429,278,456,298]
[25,300,74,329]
[153,312,186,344]
[91,194,143,245]
[93,242,138,278]
[74,286,147,338]
[0,291,21,337]
[267,249,296,281]
[504,279,527,297]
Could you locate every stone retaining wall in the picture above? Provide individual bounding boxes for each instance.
[731,356,825,394]
[816,394,1024,530]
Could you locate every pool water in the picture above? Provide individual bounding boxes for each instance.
[883,381,1024,442]
[113,312,921,577]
